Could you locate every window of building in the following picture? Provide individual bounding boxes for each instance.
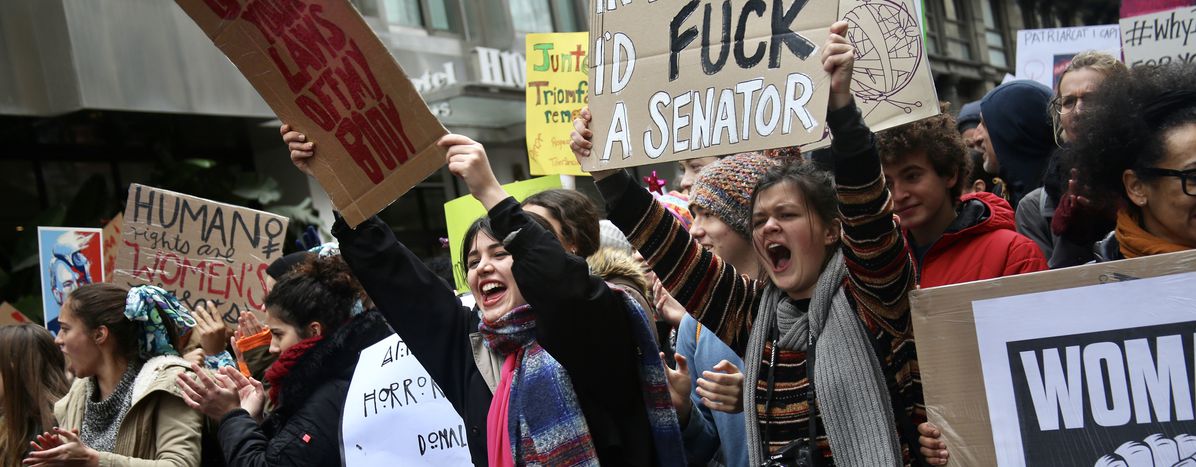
[384,0,423,27]
[924,1,941,55]
[981,0,1009,68]
[942,0,973,60]
[510,0,580,33]
[382,0,456,31]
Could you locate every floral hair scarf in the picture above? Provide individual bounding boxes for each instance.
[124,285,197,359]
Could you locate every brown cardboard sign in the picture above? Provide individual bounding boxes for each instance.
[585,0,833,170]
[175,0,448,228]
[0,302,32,326]
[101,213,123,283]
[911,250,1196,466]
[113,184,289,328]
[584,0,938,171]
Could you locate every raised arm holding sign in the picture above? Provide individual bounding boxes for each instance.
[175,0,448,228]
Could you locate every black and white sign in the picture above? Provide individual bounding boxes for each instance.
[975,271,1196,466]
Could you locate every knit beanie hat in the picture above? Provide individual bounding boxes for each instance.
[956,101,982,132]
[689,152,782,239]
[599,219,634,254]
[654,191,694,232]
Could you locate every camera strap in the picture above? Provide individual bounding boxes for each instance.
[761,319,820,467]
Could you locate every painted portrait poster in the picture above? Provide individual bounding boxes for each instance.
[38,227,104,333]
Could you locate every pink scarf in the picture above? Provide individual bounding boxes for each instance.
[487,353,518,467]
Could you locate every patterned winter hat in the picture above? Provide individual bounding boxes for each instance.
[599,219,634,254]
[689,152,784,239]
[654,191,694,232]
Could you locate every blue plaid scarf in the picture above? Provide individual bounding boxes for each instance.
[611,286,687,467]
[480,305,599,466]
[480,290,687,466]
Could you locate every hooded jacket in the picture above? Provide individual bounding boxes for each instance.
[216,309,392,467]
[55,356,203,467]
[913,191,1049,288]
[979,80,1055,207]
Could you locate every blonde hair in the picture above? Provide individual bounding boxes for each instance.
[1052,51,1128,145]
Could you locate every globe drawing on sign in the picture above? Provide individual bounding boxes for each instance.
[844,0,924,114]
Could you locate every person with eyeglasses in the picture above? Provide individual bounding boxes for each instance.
[1009,51,1129,269]
[1062,62,1196,262]
[1014,52,1130,269]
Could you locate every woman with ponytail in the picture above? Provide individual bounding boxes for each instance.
[175,253,391,467]
[23,283,202,467]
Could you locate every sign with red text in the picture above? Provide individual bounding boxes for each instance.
[1120,6,1196,67]
[342,333,471,466]
[525,32,589,176]
[114,184,289,328]
[585,0,938,170]
[0,302,32,326]
[101,213,123,283]
[176,0,448,228]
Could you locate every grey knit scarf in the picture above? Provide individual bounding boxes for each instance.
[743,250,902,466]
[81,362,140,453]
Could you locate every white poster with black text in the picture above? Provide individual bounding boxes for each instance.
[341,333,472,466]
[974,271,1196,467]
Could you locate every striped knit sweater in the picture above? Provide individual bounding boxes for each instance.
[598,102,922,465]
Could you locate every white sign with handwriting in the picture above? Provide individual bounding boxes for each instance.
[341,333,472,467]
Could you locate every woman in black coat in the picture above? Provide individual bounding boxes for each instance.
[177,255,391,466]
[282,125,685,466]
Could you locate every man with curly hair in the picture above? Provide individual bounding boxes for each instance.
[877,109,1048,288]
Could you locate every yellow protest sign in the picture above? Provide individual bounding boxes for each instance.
[444,176,563,292]
[525,33,589,176]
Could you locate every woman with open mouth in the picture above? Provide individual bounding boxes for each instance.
[281,128,687,465]
[438,131,687,467]
[573,22,920,467]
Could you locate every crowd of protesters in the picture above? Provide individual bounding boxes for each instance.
[2,19,1194,467]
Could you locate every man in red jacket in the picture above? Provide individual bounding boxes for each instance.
[877,111,1048,288]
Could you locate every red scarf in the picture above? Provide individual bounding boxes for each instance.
[264,335,324,406]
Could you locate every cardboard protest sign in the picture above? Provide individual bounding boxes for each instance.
[443,176,562,292]
[837,0,939,141]
[0,302,33,326]
[911,250,1196,466]
[526,32,590,176]
[584,0,937,171]
[101,213,123,283]
[37,227,104,333]
[113,184,289,328]
[1015,25,1122,90]
[1120,6,1196,67]
[342,333,471,466]
[175,0,448,228]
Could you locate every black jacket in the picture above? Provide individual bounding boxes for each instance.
[336,205,662,466]
[334,215,494,467]
[216,309,392,467]
[489,198,659,466]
